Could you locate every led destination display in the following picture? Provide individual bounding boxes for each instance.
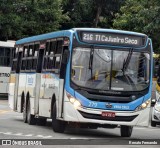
[80,32,146,46]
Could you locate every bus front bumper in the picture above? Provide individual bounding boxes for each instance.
[63,101,150,127]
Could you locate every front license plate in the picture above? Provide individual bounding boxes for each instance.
[101,112,115,117]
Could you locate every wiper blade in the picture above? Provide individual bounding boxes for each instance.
[88,45,94,78]
[122,48,133,75]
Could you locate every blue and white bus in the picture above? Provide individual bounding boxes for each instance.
[9,28,152,137]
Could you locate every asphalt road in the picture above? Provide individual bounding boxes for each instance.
[0,99,160,147]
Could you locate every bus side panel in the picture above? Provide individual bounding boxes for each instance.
[34,73,42,115]
[8,74,16,109]
[39,73,60,117]
[0,67,11,94]
[39,74,45,99]
[39,73,49,117]
[17,73,27,112]
[25,73,36,115]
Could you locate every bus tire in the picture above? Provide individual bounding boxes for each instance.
[52,103,66,133]
[151,120,156,127]
[37,118,47,126]
[23,102,27,123]
[120,125,133,137]
[27,100,37,125]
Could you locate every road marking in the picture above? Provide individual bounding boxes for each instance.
[0,131,53,138]
[25,134,33,137]
[70,137,89,139]
[14,133,23,136]
[43,136,53,138]
[3,132,12,135]
[134,126,160,130]
[0,110,12,114]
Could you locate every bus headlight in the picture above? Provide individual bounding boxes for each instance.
[135,100,151,111]
[66,92,81,108]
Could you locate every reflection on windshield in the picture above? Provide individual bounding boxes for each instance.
[71,47,150,91]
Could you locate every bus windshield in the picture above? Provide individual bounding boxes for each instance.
[71,47,150,91]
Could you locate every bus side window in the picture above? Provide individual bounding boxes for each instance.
[54,39,63,69]
[21,60,26,70]
[43,42,50,70]
[56,40,63,54]
[31,44,39,71]
[28,45,34,57]
[43,40,56,71]
[25,59,30,71]
[12,61,17,71]
[50,40,56,54]
[48,41,56,69]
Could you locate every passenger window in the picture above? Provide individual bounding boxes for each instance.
[47,57,55,69]
[33,44,39,56]
[56,40,63,54]
[55,56,61,69]
[32,59,37,70]
[46,42,50,55]
[50,41,56,54]
[12,61,17,71]
[28,45,34,57]
[26,59,32,70]
[24,46,28,57]
[21,60,26,70]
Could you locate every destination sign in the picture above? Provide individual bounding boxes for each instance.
[80,32,146,46]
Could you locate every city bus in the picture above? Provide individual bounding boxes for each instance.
[9,28,152,137]
[0,40,15,95]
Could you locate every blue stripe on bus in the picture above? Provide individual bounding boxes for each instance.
[16,30,73,45]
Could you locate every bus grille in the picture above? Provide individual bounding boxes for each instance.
[78,110,138,122]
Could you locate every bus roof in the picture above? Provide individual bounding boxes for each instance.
[0,40,15,48]
[16,28,147,45]
[72,28,147,36]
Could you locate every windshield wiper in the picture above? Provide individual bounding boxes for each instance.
[122,48,133,75]
[88,45,94,79]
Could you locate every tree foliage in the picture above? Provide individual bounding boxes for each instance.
[113,0,160,52]
[61,0,124,29]
[0,0,68,40]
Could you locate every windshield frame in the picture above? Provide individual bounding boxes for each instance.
[70,44,151,94]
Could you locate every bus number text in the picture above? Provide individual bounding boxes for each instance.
[88,102,97,107]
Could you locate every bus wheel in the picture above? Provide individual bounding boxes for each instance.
[52,103,66,133]
[27,101,37,125]
[151,120,156,127]
[37,118,47,126]
[120,125,133,137]
[23,102,27,123]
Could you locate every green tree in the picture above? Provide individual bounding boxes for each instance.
[0,0,69,40]
[113,0,160,52]
[62,0,124,29]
